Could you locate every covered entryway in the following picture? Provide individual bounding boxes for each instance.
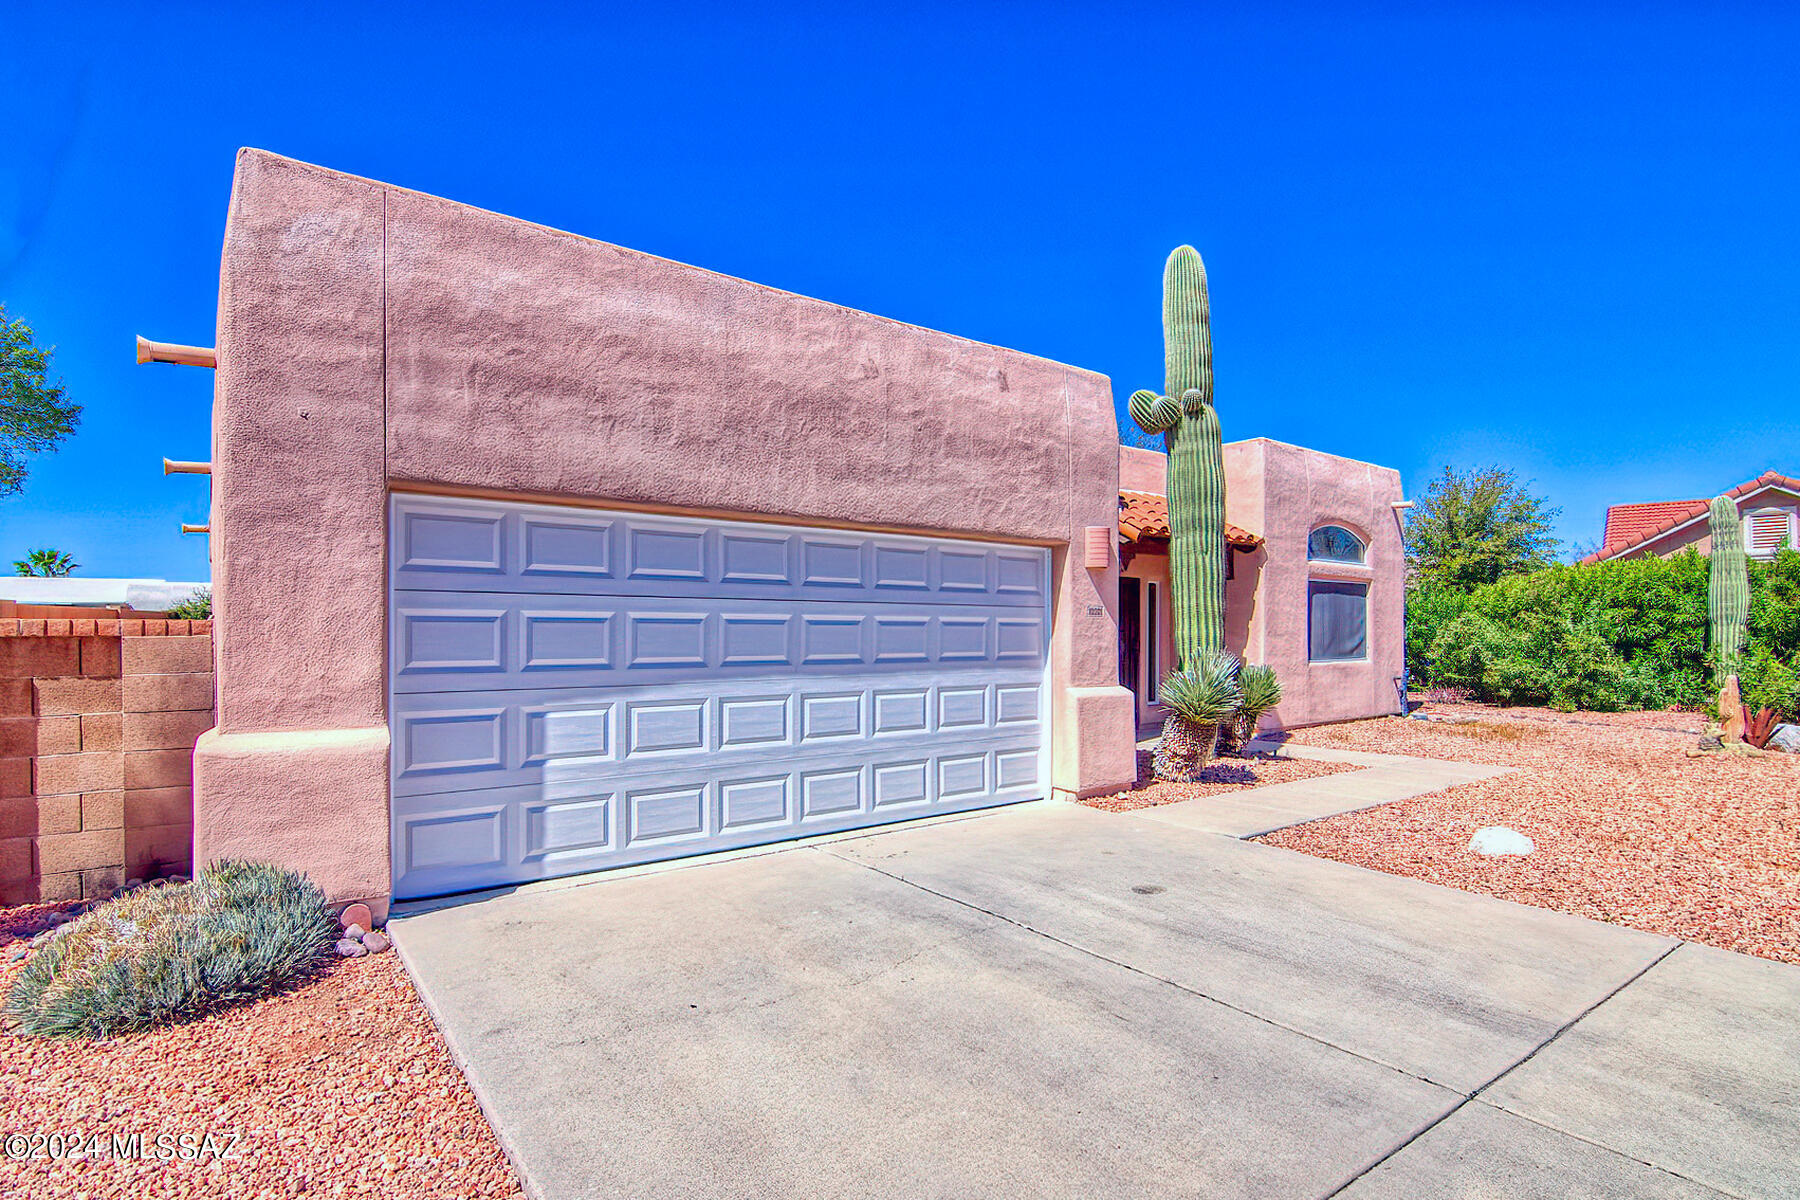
[387,494,1049,898]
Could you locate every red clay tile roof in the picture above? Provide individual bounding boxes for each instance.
[1583,470,1800,564]
[1119,491,1262,548]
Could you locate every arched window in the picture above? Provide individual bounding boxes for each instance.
[1308,525,1365,564]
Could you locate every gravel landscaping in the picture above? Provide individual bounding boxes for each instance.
[1078,748,1356,814]
[1259,703,1800,965]
[1,900,520,1199]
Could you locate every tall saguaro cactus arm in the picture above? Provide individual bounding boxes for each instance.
[1129,245,1227,667]
[1707,495,1749,685]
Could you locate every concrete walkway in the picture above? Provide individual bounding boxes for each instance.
[391,783,1799,1200]
[1128,737,1517,838]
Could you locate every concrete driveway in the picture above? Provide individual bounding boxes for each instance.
[391,801,1799,1200]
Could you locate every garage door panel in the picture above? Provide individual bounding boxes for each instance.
[391,675,1043,798]
[392,591,1043,692]
[390,495,1050,899]
[391,497,1044,607]
[391,744,1045,896]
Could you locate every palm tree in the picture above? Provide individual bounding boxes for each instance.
[14,548,77,577]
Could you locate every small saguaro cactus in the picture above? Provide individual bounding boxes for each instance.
[1707,495,1749,687]
[1129,245,1226,667]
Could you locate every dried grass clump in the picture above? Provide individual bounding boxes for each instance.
[4,860,336,1038]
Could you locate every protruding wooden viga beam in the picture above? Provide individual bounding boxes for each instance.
[164,458,212,475]
[180,524,210,535]
[136,335,216,368]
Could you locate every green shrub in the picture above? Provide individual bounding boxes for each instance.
[1408,548,1800,711]
[4,860,336,1038]
[164,588,212,620]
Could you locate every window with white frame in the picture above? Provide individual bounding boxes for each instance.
[1308,525,1366,564]
[1745,507,1798,560]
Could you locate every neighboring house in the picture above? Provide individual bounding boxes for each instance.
[1581,471,1800,564]
[0,578,208,613]
[1119,442,1407,737]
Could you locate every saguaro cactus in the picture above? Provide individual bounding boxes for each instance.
[1129,245,1226,667]
[1708,495,1749,686]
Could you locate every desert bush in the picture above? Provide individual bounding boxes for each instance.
[1409,549,1800,712]
[5,860,336,1038]
[164,588,212,620]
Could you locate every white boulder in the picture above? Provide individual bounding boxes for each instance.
[1468,826,1535,857]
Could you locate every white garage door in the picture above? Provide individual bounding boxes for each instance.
[388,495,1050,899]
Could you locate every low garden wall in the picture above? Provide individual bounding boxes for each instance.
[0,618,214,904]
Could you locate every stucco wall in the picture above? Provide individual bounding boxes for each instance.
[196,150,1135,911]
[1119,440,1405,731]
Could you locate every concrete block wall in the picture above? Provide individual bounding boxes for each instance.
[0,619,214,904]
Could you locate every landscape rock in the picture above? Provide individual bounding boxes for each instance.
[1468,826,1535,856]
[1768,724,1800,753]
[338,902,374,932]
[7,944,28,962]
[343,923,368,941]
[335,938,368,958]
[361,931,392,954]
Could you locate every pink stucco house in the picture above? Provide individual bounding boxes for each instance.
[177,150,1405,915]
[1118,443,1407,736]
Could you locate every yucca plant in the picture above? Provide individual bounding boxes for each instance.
[1153,650,1243,781]
[1218,664,1283,756]
[5,860,337,1038]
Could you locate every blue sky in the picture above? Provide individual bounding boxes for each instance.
[3,2,1796,578]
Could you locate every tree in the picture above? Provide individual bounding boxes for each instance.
[14,548,77,577]
[1405,466,1560,591]
[1,304,81,496]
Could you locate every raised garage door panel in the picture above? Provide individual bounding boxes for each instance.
[388,496,1050,899]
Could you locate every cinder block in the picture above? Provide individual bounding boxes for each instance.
[79,635,122,678]
[0,637,79,677]
[124,823,192,879]
[0,678,33,716]
[125,748,193,791]
[37,794,81,835]
[33,677,122,717]
[122,709,215,751]
[34,752,125,795]
[35,827,125,875]
[97,620,121,636]
[38,871,82,902]
[82,791,125,830]
[0,716,40,758]
[0,878,40,905]
[0,798,37,839]
[0,834,32,880]
[33,715,81,756]
[45,620,72,637]
[80,712,122,751]
[81,864,125,898]
[123,673,214,714]
[18,620,46,636]
[0,756,29,798]
[124,786,192,828]
[123,635,213,676]
[72,619,96,637]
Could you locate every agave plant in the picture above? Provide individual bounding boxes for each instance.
[1153,650,1242,781]
[1225,664,1282,753]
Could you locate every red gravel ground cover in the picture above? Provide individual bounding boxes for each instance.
[1259,704,1800,965]
[1,901,520,1200]
[1078,749,1356,813]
